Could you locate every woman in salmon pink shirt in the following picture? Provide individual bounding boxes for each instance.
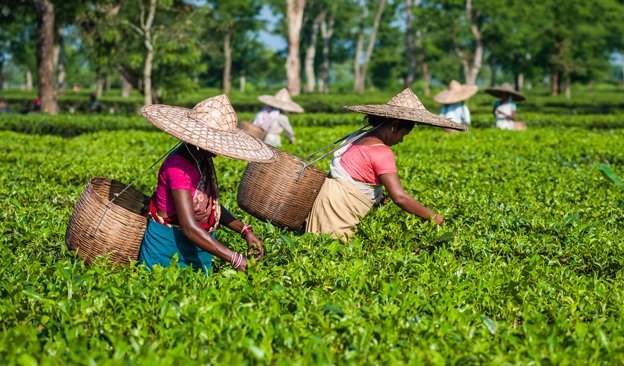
[306,89,466,240]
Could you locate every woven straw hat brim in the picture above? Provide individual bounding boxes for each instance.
[258,95,304,113]
[141,105,277,162]
[485,87,525,102]
[434,84,479,104]
[344,104,467,131]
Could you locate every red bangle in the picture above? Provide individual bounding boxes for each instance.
[240,224,253,238]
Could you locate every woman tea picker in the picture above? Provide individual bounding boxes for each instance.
[138,95,277,273]
[485,83,527,131]
[306,89,467,240]
[434,80,478,132]
[253,88,304,147]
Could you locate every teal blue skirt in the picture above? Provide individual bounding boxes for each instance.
[139,218,213,274]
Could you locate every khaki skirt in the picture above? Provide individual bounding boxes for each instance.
[305,177,374,241]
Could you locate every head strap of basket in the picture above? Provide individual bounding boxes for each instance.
[485,82,525,102]
[434,80,479,104]
[140,94,277,162]
[258,88,304,113]
[343,88,467,131]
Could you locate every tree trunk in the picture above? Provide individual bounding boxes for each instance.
[551,68,559,96]
[119,65,139,92]
[142,0,157,106]
[515,73,524,92]
[489,60,497,86]
[286,0,305,96]
[144,39,153,105]
[239,71,246,92]
[464,0,482,84]
[0,58,4,90]
[223,28,232,94]
[563,73,571,99]
[26,71,33,91]
[57,44,66,94]
[304,14,321,93]
[54,28,66,94]
[120,72,132,97]
[34,0,58,114]
[404,0,415,88]
[353,18,365,93]
[355,0,386,94]
[422,62,430,97]
[459,58,470,83]
[96,73,104,98]
[95,67,105,98]
[414,18,429,95]
[319,13,334,93]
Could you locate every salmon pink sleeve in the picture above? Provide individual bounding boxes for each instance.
[370,146,397,176]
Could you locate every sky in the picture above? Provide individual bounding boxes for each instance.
[257,5,286,51]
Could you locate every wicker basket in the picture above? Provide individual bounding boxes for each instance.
[238,120,267,140]
[237,147,327,230]
[66,177,150,265]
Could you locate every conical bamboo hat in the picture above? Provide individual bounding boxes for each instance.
[140,94,277,162]
[258,88,304,113]
[434,80,479,104]
[344,88,467,131]
[485,83,525,102]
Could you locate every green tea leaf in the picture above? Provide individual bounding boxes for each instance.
[597,163,624,189]
[436,232,455,244]
[481,314,497,335]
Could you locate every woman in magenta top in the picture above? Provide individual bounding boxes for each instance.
[306,89,465,240]
[138,94,276,274]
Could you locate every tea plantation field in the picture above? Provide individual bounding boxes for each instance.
[1,118,623,364]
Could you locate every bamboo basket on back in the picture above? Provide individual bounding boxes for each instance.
[237,126,376,230]
[237,146,327,230]
[66,177,149,264]
[238,120,267,140]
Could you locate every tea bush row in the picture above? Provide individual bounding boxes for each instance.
[0,111,623,139]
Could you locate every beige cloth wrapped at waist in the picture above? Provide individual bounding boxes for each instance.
[305,130,382,240]
[305,177,374,241]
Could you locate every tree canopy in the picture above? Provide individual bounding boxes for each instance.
[0,0,622,110]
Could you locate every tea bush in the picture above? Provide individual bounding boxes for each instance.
[1,124,623,364]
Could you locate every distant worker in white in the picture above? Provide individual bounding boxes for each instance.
[434,80,478,133]
[253,88,304,147]
[485,83,527,131]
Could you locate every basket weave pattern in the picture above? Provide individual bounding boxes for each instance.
[140,94,276,162]
[237,147,327,230]
[238,120,267,140]
[66,177,149,264]
[434,80,478,104]
[258,88,304,113]
[344,88,467,131]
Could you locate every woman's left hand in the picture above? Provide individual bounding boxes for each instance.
[245,232,264,260]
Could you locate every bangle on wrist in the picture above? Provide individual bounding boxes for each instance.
[240,224,253,239]
[230,252,243,269]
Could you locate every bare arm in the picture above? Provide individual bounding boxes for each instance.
[378,173,444,224]
[495,105,515,120]
[171,189,248,270]
[278,115,296,144]
[219,204,264,259]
